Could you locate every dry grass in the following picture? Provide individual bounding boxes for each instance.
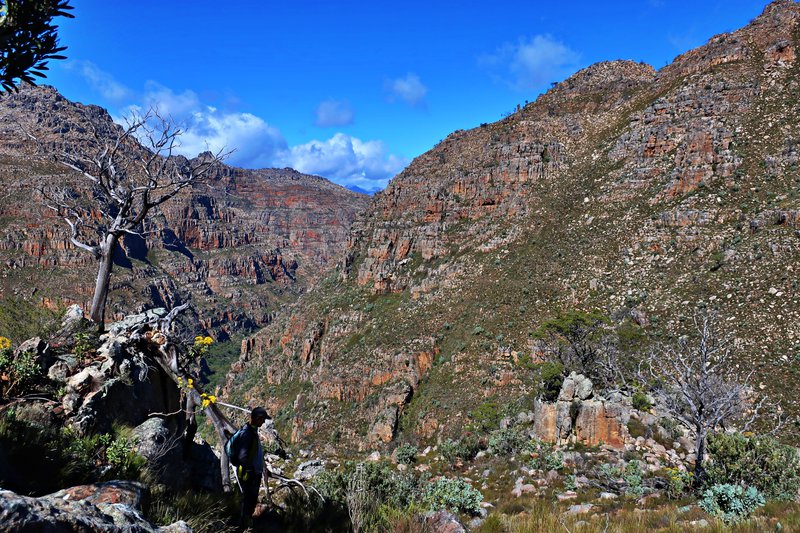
[472,499,800,533]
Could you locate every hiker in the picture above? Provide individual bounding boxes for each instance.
[235,406,269,526]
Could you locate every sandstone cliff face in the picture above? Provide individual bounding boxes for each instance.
[230,1,800,450]
[0,86,369,337]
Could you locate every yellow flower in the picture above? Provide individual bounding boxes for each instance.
[0,336,10,350]
[187,378,194,389]
[203,336,214,346]
[194,336,204,344]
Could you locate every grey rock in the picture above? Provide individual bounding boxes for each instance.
[47,359,72,382]
[107,308,167,335]
[0,481,162,532]
[567,503,594,514]
[516,411,535,425]
[294,459,325,481]
[425,510,466,533]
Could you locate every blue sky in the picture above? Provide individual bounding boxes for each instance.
[44,1,770,192]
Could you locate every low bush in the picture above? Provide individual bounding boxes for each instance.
[0,411,145,495]
[395,443,418,465]
[527,440,563,471]
[699,483,764,524]
[665,467,693,500]
[421,477,483,515]
[623,460,645,498]
[314,461,423,511]
[538,361,566,401]
[487,428,528,456]
[706,432,800,500]
[0,338,42,398]
[631,391,653,412]
[439,434,484,466]
[468,401,502,433]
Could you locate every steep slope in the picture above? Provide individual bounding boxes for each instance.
[227,0,800,450]
[0,85,369,338]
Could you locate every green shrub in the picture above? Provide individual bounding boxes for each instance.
[0,345,42,397]
[105,436,146,480]
[623,461,645,498]
[706,432,800,500]
[468,402,502,433]
[665,467,693,500]
[395,443,418,465]
[488,428,527,456]
[72,332,95,365]
[421,477,483,515]
[440,435,485,466]
[0,412,145,495]
[314,461,422,510]
[527,440,563,471]
[538,361,565,401]
[700,483,764,524]
[631,391,653,412]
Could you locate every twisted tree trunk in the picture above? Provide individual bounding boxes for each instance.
[89,233,118,326]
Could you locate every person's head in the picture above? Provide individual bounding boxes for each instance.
[249,406,269,427]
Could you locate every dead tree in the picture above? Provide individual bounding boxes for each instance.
[37,109,227,327]
[637,312,767,486]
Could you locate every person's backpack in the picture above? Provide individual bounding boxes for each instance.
[224,426,247,467]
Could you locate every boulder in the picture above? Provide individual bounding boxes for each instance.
[574,400,627,449]
[294,459,325,481]
[0,481,187,532]
[558,372,593,401]
[426,510,466,533]
[13,337,53,370]
[131,418,221,493]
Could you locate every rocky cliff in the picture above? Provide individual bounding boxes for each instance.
[0,86,369,338]
[225,0,800,450]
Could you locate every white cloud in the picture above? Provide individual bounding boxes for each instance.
[479,35,580,91]
[68,60,133,102]
[386,73,428,108]
[278,133,408,190]
[70,67,404,189]
[179,109,288,169]
[315,99,354,127]
[140,81,202,117]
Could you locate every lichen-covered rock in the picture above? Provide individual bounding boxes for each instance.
[0,481,189,532]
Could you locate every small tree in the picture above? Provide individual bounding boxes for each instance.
[0,0,74,91]
[637,312,767,486]
[38,109,227,326]
[533,310,629,388]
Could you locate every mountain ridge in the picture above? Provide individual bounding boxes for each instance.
[224,0,800,450]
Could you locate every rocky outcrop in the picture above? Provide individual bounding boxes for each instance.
[0,85,369,337]
[0,481,191,532]
[532,373,629,449]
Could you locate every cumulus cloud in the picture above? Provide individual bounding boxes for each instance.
[479,35,580,91]
[68,60,133,102]
[386,73,428,108]
[278,133,408,190]
[70,67,404,189]
[315,99,354,127]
